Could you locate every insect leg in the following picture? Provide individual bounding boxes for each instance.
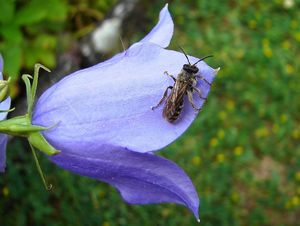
[196,75,211,86]
[187,90,201,111]
[164,71,176,82]
[151,86,173,110]
[193,86,207,101]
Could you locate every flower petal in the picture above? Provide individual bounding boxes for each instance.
[0,96,11,120]
[139,4,173,48]
[33,43,217,154]
[0,134,8,172]
[50,145,199,219]
[104,3,173,64]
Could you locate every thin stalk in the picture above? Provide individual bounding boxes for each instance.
[30,64,50,117]
[29,143,53,191]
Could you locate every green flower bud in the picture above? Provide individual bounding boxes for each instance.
[0,77,10,102]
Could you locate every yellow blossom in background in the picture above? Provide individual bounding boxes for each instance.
[226,99,235,111]
[280,114,287,123]
[285,64,294,75]
[2,187,9,197]
[262,38,272,57]
[291,196,300,206]
[218,111,227,120]
[294,32,300,42]
[248,19,257,29]
[255,127,269,138]
[161,208,171,218]
[262,38,270,46]
[192,156,202,166]
[230,191,239,203]
[210,137,219,147]
[263,47,273,57]
[234,146,244,156]
[216,153,225,163]
[282,40,291,49]
[217,129,225,140]
[292,129,300,139]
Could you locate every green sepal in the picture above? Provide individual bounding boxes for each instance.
[0,114,60,155]
[0,63,59,189]
[0,115,46,136]
[28,132,60,156]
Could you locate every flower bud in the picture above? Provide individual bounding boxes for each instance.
[0,77,10,102]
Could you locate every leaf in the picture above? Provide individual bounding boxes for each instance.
[44,0,68,22]
[14,0,68,26]
[0,24,23,44]
[0,44,22,80]
[15,0,48,25]
[23,35,56,69]
[0,0,15,24]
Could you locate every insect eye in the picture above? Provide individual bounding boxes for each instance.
[183,64,190,70]
[192,66,199,73]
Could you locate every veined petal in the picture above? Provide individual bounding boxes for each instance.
[139,4,173,48]
[33,43,217,155]
[50,146,199,219]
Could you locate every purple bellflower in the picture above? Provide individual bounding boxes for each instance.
[0,55,11,172]
[0,4,219,220]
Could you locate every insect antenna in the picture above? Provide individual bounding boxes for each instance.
[178,46,191,65]
[193,55,213,66]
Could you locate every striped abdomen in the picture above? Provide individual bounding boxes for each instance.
[162,81,188,123]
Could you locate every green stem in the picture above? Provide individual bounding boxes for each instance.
[30,64,50,118]
[22,74,33,116]
[29,143,53,191]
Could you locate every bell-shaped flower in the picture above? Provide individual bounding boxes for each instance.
[1,4,219,219]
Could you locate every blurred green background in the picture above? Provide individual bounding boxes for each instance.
[1,0,300,225]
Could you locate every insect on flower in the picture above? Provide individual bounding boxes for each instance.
[152,47,213,123]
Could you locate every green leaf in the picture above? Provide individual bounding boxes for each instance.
[34,34,57,50]
[14,0,48,25]
[0,24,23,44]
[14,0,68,26]
[22,35,56,69]
[0,0,15,24]
[44,0,68,22]
[0,44,22,80]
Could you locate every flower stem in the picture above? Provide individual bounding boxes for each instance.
[26,64,50,119]
[29,143,52,191]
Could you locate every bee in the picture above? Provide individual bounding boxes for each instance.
[152,48,213,123]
